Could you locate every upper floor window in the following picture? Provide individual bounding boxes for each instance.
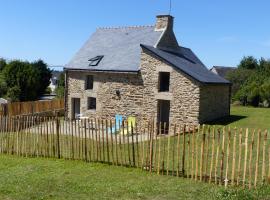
[85,75,94,90]
[158,72,170,92]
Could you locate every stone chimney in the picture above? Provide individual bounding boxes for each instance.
[154,15,179,49]
[155,15,174,31]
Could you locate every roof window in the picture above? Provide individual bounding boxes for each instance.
[88,55,103,66]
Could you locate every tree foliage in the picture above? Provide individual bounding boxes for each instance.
[55,72,65,98]
[0,58,6,71]
[226,56,270,107]
[0,59,51,102]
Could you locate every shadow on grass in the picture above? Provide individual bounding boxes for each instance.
[206,115,247,126]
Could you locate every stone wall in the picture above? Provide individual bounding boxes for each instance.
[66,71,144,121]
[140,49,201,127]
[199,84,230,123]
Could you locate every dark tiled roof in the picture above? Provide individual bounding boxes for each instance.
[210,66,236,78]
[65,24,230,84]
[141,45,230,84]
[65,26,163,72]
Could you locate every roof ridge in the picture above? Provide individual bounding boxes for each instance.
[97,25,155,30]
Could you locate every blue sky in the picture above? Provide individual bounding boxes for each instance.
[0,0,270,70]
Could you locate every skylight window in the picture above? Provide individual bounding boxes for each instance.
[88,55,104,66]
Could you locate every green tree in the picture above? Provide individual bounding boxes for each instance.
[260,79,270,107]
[3,60,51,101]
[0,58,6,71]
[55,72,65,98]
[229,56,270,107]
[226,68,254,97]
[6,86,21,102]
[238,56,259,70]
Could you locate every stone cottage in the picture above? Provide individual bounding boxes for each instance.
[64,15,231,129]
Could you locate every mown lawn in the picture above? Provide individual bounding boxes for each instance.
[208,106,270,130]
[0,154,269,200]
[1,106,270,199]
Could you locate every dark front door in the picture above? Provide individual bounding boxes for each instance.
[157,100,170,134]
[72,98,80,119]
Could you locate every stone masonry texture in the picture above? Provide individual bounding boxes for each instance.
[66,48,230,133]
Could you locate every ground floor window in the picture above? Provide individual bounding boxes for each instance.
[87,97,96,110]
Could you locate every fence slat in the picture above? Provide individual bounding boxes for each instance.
[262,130,267,182]
[208,126,215,183]
[248,130,255,189]
[242,128,249,187]
[157,122,162,175]
[254,130,261,188]
[219,128,225,185]
[166,129,170,176]
[236,128,243,186]
[231,128,237,186]
[182,125,186,176]
[191,125,195,180]
[225,128,231,188]
[200,126,206,182]
[204,126,210,181]
[176,125,181,177]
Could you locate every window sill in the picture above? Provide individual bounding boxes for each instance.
[155,92,172,100]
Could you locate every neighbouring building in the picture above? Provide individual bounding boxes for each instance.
[0,98,8,105]
[210,66,236,79]
[49,70,62,94]
[64,15,231,130]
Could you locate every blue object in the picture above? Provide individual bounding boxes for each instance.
[108,114,123,134]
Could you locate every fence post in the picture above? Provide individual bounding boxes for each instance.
[219,128,225,185]
[200,126,206,182]
[248,130,255,189]
[84,119,87,162]
[182,125,186,176]
[254,129,261,188]
[262,130,267,183]
[131,122,135,167]
[56,116,60,159]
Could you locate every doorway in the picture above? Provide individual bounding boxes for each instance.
[157,100,170,134]
[72,98,80,119]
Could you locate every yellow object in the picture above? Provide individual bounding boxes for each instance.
[128,116,136,132]
[119,116,136,135]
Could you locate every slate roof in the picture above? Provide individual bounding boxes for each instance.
[141,45,230,84]
[210,66,236,78]
[65,26,162,72]
[65,24,230,84]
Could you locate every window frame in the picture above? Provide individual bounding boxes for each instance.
[87,97,96,110]
[158,72,170,92]
[88,55,104,66]
[85,75,94,90]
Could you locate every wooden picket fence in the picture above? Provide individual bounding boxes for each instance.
[0,99,64,116]
[0,115,269,189]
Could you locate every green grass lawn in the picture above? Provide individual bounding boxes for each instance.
[1,106,270,199]
[0,154,269,200]
[208,106,270,130]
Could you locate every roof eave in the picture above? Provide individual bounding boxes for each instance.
[64,67,139,74]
